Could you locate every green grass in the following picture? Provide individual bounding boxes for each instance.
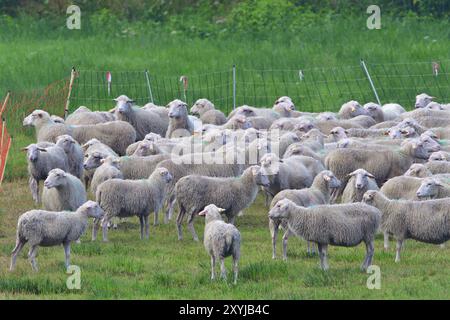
[0,179,449,299]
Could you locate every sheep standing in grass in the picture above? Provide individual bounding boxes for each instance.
[10,201,104,272]
[363,190,450,261]
[23,143,69,203]
[199,204,241,284]
[42,169,87,212]
[56,135,83,179]
[114,95,168,140]
[175,165,264,241]
[269,170,341,260]
[95,167,173,241]
[342,169,379,203]
[268,199,381,271]
[166,99,194,138]
[190,98,226,125]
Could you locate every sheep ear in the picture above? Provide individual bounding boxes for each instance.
[323,175,331,181]
[100,158,106,164]
[344,130,349,134]
[21,147,28,152]
[435,181,444,187]
[108,107,116,113]
[37,147,47,152]
[198,209,207,216]
[366,172,375,178]
[347,171,356,177]
[218,207,226,213]
[129,100,135,104]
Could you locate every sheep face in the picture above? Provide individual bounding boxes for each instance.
[114,95,134,115]
[420,136,441,153]
[23,110,50,127]
[404,164,431,178]
[81,138,101,151]
[23,144,46,162]
[44,169,67,189]
[425,102,443,110]
[409,141,431,160]
[399,127,417,138]
[236,106,257,118]
[386,127,402,139]
[134,141,157,156]
[330,127,347,141]
[144,132,162,142]
[416,178,443,199]
[168,100,188,119]
[343,100,367,117]
[421,130,438,141]
[323,171,342,189]
[198,204,225,223]
[56,135,76,152]
[317,112,337,121]
[348,169,374,190]
[364,103,381,117]
[295,122,314,134]
[429,151,447,161]
[268,198,293,221]
[362,190,378,204]
[191,98,214,116]
[415,93,434,109]
[101,156,121,169]
[232,115,252,130]
[156,167,173,184]
[80,200,104,219]
[83,151,107,170]
[274,96,293,105]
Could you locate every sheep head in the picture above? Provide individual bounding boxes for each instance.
[44,169,67,189]
[415,93,434,109]
[23,110,51,127]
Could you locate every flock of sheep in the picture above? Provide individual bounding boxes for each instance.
[9,92,450,285]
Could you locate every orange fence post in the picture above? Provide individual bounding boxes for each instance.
[0,91,10,115]
[0,119,12,186]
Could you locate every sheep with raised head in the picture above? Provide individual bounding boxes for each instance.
[95,167,173,241]
[199,204,241,284]
[415,93,435,109]
[56,135,83,179]
[363,190,450,261]
[10,201,104,271]
[342,169,379,203]
[166,99,195,138]
[90,156,123,194]
[268,199,381,271]
[42,169,87,212]
[190,98,226,125]
[114,95,168,139]
[175,165,263,241]
[23,143,69,203]
[81,138,118,188]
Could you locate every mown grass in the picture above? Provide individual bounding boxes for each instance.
[0,179,449,299]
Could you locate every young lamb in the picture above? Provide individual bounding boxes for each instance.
[341,169,379,203]
[269,170,341,260]
[114,94,168,139]
[10,201,104,272]
[268,199,381,271]
[190,98,226,125]
[175,165,263,241]
[42,169,87,212]
[95,167,173,241]
[166,99,195,138]
[199,204,241,284]
[363,190,450,261]
[23,143,69,203]
[56,134,84,179]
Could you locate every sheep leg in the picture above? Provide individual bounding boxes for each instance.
[101,217,110,242]
[361,240,375,271]
[28,245,39,272]
[232,255,239,285]
[10,239,26,271]
[165,193,176,222]
[439,242,446,249]
[383,231,390,250]
[210,256,216,281]
[176,206,186,241]
[92,218,100,241]
[228,215,236,225]
[318,243,329,271]
[395,240,403,263]
[139,216,145,240]
[153,206,159,226]
[282,230,289,261]
[264,191,271,207]
[144,215,150,239]
[220,257,227,280]
[29,177,39,203]
[187,212,199,242]
[63,241,71,269]
[270,219,278,259]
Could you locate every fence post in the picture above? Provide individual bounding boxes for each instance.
[360,59,381,105]
[64,67,76,119]
[0,91,10,115]
[145,70,154,104]
[232,64,236,110]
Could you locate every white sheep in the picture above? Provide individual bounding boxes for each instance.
[56,134,84,179]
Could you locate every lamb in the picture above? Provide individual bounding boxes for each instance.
[363,190,450,261]
[175,165,262,241]
[23,143,69,203]
[90,156,123,194]
[268,199,381,271]
[190,98,226,125]
[416,177,450,200]
[342,169,379,203]
[114,95,168,140]
[338,100,368,119]
[42,169,87,212]
[199,204,241,284]
[55,135,83,179]
[95,167,173,241]
[363,102,384,123]
[65,106,115,125]
[10,201,104,271]
[166,99,195,138]
[269,170,341,260]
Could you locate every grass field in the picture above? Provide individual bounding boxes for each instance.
[0,179,449,299]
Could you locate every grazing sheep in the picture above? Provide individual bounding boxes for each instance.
[175,165,263,241]
[90,156,123,194]
[363,190,450,261]
[416,177,450,200]
[56,135,83,179]
[65,107,115,125]
[268,199,381,271]
[10,201,104,271]
[338,100,367,119]
[23,143,69,203]
[95,167,173,241]
[166,99,195,138]
[114,95,168,139]
[269,170,341,260]
[190,98,226,125]
[199,204,241,284]
[342,169,379,203]
[42,169,87,212]
[415,93,434,109]
[364,103,384,123]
